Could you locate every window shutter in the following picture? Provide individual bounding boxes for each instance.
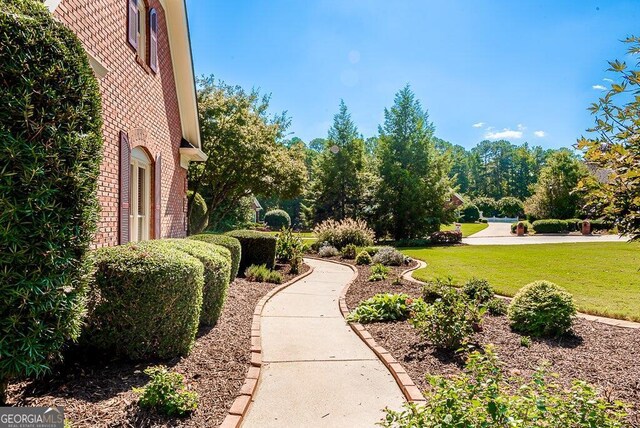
[119,131,131,244]
[154,153,162,239]
[149,9,158,72]
[127,0,138,49]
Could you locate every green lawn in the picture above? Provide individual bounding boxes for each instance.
[265,231,317,241]
[402,242,640,321]
[440,222,488,237]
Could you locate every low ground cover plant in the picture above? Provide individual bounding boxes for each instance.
[313,218,374,249]
[508,280,576,337]
[225,230,276,271]
[134,366,198,417]
[347,293,425,323]
[85,244,204,359]
[355,250,373,265]
[189,234,241,281]
[368,263,389,281]
[372,246,404,266]
[318,243,340,257]
[244,264,283,284]
[381,346,627,428]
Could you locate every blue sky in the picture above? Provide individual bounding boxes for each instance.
[187,0,639,150]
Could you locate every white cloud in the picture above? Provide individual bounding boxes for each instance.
[603,78,613,83]
[485,128,523,139]
[517,124,526,131]
[534,130,546,138]
[472,122,484,128]
[592,84,607,90]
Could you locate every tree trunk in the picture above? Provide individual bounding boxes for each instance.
[0,377,8,405]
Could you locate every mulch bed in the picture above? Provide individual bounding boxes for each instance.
[7,263,309,428]
[344,261,640,425]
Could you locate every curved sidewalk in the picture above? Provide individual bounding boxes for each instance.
[242,258,405,428]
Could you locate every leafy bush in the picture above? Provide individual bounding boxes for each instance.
[473,196,498,217]
[565,218,584,232]
[84,244,204,359]
[318,243,340,258]
[459,203,480,222]
[508,280,576,337]
[368,263,390,281]
[532,219,569,233]
[362,246,380,256]
[347,293,426,323]
[275,228,304,263]
[355,250,372,265]
[313,218,374,249]
[372,246,404,266]
[244,264,283,284]
[187,191,208,235]
[142,239,231,326]
[340,243,357,259]
[588,219,614,231]
[289,249,303,274]
[497,196,524,218]
[421,277,456,303]
[189,234,241,281]
[511,220,532,234]
[0,0,103,395]
[462,278,494,303]
[486,297,508,316]
[134,366,198,417]
[225,230,277,272]
[429,230,462,244]
[264,209,291,230]
[381,346,627,428]
[411,293,484,350]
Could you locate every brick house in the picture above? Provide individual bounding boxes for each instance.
[45,0,207,247]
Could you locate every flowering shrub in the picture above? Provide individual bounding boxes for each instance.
[313,218,374,249]
[429,230,462,244]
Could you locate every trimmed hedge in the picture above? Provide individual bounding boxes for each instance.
[189,234,241,281]
[264,209,291,230]
[225,230,277,272]
[588,219,614,231]
[430,230,462,244]
[187,191,208,235]
[565,218,583,232]
[85,244,204,359]
[141,239,231,326]
[532,219,569,233]
[0,0,103,391]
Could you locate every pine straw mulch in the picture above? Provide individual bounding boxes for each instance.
[6,263,309,428]
[343,261,640,426]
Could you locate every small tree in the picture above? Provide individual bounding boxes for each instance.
[497,196,524,218]
[0,0,103,402]
[473,196,498,217]
[578,36,640,240]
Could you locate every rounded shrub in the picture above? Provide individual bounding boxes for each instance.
[497,197,524,218]
[189,234,241,281]
[508,280,576,337]
[355,250,372,265]
[187,191,209,235]
[460,203,480,222]
[532,219,569,234]
[0,0,103,396]
[142,239,231,326]
[372,246,404,266]
[264,209,291,230]
[225,230,277,272]
[85,244,204,359]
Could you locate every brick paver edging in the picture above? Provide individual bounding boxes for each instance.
[403,260,640,329]
[220,264,316,428]
[306,256,427,404]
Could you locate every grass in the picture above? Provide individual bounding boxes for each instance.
[402,242,640,322]
[265,231,317,241]
[440,222,488,237]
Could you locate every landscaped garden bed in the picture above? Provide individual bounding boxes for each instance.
[344,262,640,425]
[6,263,309,427]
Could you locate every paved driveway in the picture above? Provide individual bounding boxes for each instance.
[463,234,628,246]
[469,222,512,237]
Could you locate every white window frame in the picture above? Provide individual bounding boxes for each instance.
[130,148,151,242]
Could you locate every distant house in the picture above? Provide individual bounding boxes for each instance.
[251,197,263,223]
[45,0,207,247]
[449,192,466,207]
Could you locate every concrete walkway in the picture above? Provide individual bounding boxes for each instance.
[242,258,405,428]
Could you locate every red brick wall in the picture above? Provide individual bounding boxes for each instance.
[54,0,187,247]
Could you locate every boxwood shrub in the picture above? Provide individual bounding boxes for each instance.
[532,219,569,233]
[587,219,614,232]
[508,280,576,337]
[225,230,277,272]
[187,191,208,235]
[264,209,291,230]
[141,239,231,326]
[189,234,241,281]
[84,244,204,360]
[0,0,103,398]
